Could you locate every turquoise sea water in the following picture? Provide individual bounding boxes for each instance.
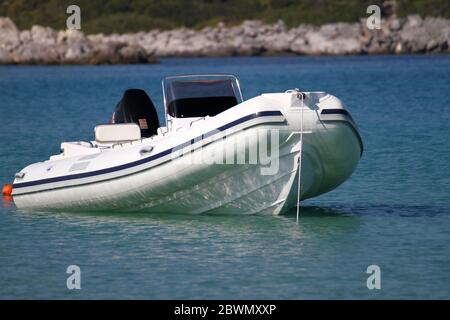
[0,56,449,299]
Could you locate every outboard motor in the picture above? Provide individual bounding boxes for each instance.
[112,89,160,138]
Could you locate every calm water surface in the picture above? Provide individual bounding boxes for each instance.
[0,56,449,299]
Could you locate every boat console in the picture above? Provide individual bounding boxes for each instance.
[162,74,243,131]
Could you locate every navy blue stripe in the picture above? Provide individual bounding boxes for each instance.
[320,109,363,156]
[321,108,356,123]
[321,109,351,116]
[14,111,283,190]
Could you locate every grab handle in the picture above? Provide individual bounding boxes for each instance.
[139,146,154,155]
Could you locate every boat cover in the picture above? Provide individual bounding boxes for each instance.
[112,89,160,137]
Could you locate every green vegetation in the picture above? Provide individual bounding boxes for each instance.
[1,0,449,34]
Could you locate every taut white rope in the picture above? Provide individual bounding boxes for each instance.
[296,92,304,224]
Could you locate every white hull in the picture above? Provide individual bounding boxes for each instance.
[12,91,363,214]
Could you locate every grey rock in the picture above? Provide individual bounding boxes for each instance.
[290,37,307,54]
[263,32,295,53]
[119,44,150,63]
[0,17,20,50]
[1,14,450,64]
[11,42,61,64]
[302,23,362,55]
[399,22,430,53]
[405,14,423,28]
[0,47,12,63]
[389,18,403,31]
[19,30,32,43]
[30,25,57,45]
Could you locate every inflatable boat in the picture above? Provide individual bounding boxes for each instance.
[11,74,363,214]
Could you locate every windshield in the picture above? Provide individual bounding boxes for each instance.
[163,75,243,118]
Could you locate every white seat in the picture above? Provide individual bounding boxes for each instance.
[94,123,141,143]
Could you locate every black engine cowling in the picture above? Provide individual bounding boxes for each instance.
[112,89,160,138]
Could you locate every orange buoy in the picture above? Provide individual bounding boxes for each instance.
[2,195,13,204]
[2,183,13,196]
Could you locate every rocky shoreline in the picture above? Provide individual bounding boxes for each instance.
[1,14,449,65]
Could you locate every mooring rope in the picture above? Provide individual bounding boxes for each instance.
[296,91,304,224]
